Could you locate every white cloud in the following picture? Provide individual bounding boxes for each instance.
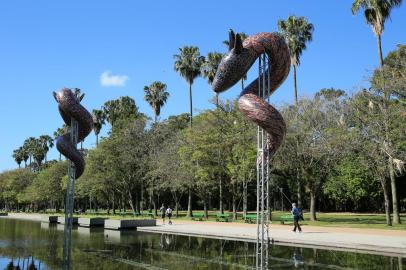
[100,71,129,87]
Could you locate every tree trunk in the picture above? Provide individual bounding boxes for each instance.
[140,181,144,214]
[232,188,237,221]
[112,193,115,215]
[189,82,193,128]
[96,134,99,146]
[175,201,179,218]
[296,168,302,208]
[187,187,193,217]
[293,65,298,104]
[377,34,384,68]
[128,190,136,216]
[382,178,392,226]
[309,189,317,221]
[204,199,208,219]
[389,157,400,224]
[243,178,247,218]
[219,174,223,214]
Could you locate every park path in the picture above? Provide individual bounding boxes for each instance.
[138,219,406,257]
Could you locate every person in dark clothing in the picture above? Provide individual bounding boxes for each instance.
[291,203,302,233]
[159,204,166,224]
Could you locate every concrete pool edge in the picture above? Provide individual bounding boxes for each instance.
[137,226,406,258]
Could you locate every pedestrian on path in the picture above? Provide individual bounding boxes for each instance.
[291,203,302,233]
[160,204,166,224]
[166,206,173,225]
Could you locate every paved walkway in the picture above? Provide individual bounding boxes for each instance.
[138,220,406,257]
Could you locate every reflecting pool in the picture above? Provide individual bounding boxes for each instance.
[0,218,404,269]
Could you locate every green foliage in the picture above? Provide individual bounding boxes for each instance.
[324,157,379,210]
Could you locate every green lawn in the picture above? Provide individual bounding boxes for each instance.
[38,209,406,230]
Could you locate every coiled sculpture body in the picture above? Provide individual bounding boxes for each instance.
[212,30,290,156]
[53,88,93,178]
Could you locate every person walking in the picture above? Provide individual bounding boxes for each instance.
[159,204,166,224]
[166,206,173,225]
[291,203,302,233]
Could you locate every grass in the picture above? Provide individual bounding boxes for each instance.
[31,209,406,230]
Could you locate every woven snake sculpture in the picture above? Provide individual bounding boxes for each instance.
[212,30,291,157]
[53,88,93,178]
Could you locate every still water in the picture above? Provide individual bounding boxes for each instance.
[0,218,404,269]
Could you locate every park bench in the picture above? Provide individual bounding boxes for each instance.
[244,214,257,224]
[216,213,230,222]
[146,212,155,218]
[279,215,293,224]
[191,213,205,221]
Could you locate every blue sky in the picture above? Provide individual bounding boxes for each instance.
[0,0,405,171]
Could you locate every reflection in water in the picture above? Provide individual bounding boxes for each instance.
[3,256,41,270]
[292,248,304,268]
[0,218,405,270]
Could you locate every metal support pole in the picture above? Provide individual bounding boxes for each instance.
[255,53,271,269]
[63,117,78,270]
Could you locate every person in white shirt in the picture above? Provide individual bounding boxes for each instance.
[166,206,173,225]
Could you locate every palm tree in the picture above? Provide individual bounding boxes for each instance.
[278,16,314,104]
[21,146,29,168]
[202,52,223,86]
[39,135,54,163]
[174,46,205,218]
[32,138,45,169]
[12,148,23,168]
[174,46,205,128]
[352,0,403,225]
[53,125,69,161]
[143,81,170,123]
[23,137,36,167]
[92,109,106,146]
[352,0,402,67]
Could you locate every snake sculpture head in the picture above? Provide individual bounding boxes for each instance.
[53,88,93,178]
[213,30,291,156]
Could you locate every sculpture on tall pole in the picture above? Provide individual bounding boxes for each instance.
[212,30,290,269]
[53,88,93,269]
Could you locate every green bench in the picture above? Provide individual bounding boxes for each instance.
[191,213,205,221]
[244,214,257,223]
[146,212,155,218]
[279,215,293,224]
[216,213,230,222]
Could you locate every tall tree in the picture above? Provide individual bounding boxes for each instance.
[23,137,36,167]
[173,46,205,128]
[143,81,170,123]
[39,135,54,163]
[278,16,314,104]
[173,46,205,217]
[92,109,106,146]
[352,0,402,67]
[278,16,314,208]
[53,125,69,161]
[352,0,403,224]
[12,148,23,168]
[202,52,223,86]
